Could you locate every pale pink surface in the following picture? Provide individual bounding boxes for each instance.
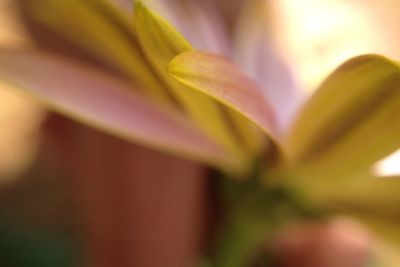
[233,0,301,129]
[0,50,229,164]
[5,1,374,266]
[273,219,372,267]
[169,51,281,138]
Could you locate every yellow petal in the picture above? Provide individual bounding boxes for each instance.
[134,3,262,172]
[286,54,400,181]
[0,50,234,168]
[19,0,172,104]
[168,51,280,140]
[299,173,400,220]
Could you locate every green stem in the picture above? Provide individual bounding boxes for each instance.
[209,176,319,267]
[211,215,276,267]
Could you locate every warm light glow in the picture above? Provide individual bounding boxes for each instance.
[0,2,43,182]
[272,0,400,177]
[374,149,400,177]
[0,0,31,47]
[271,0,387,91]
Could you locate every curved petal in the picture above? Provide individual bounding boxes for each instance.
[299,173,400,220]
[0,50,233,168]
[286,54,400,181]
[167,51,281,140]
[17,0,172,104]
[134,3,263,173]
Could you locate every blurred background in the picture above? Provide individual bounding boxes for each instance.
[0,1,80,266]
[0,0,400,266]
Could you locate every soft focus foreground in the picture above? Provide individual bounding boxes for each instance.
[0,0,42,181]
[0,1,400,267]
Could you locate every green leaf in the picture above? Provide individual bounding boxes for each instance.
[0,50,234,168]
[286,54,400,181]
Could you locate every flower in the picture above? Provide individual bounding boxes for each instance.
[1,0,400,266]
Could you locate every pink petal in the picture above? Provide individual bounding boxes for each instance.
[168,51,281,139]
[141,0,231,55]
[233,0,301,129]
[0,50,232,167]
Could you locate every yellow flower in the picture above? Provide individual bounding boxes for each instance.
[1,0,400,266]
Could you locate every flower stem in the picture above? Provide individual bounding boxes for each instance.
[209,173,318,267]
[211,215,275,267]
